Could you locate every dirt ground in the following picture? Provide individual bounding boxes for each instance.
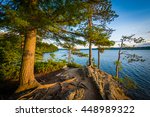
[0,67,103,100]
[36,67,102,100]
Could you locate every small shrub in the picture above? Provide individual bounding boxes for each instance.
[113,76,137,89]
[67,62,82,68]
[34,60,66,74]
[121,77,137,89]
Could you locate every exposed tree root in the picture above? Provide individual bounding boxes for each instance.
[15,80,41,93]
[17,78,77,100]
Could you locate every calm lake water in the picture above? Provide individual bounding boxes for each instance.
[43,49,150,99]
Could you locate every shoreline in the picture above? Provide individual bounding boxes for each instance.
[57,47,150,51]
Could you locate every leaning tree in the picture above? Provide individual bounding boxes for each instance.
[115,35,145,79]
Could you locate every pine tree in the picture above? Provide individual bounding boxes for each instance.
[84,0,118,66]
[93,27,115,69]
[0,0,93,92]
[97,40,115,69]
[59,35,85,63]
[115,35,145,79]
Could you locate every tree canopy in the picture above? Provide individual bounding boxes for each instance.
[0,0,102,92]
[0,0,118,92]
[78,0,118,66]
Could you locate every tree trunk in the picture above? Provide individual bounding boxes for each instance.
[116,65,119,79]
[89,40,93,66]
[68,49,71,63]
[116,40,123,79]
[88,16,93,66]
[116,50,121,79]
[98,49,100,69]
[16,28,40,93]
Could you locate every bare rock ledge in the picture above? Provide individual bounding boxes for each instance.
[16,66,130,100]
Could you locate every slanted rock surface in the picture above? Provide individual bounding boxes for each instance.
[15,66,130,100]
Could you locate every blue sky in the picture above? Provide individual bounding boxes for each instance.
[109,0,150,41]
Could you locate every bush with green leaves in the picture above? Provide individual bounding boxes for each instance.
[34,60,66,74]
[113,76,137,89]
[67,62,82,68]
[0,33,22,80]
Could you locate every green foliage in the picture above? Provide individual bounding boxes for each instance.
[114,60,120,66]
[92,58,97,67]
[115,35,145,78]
[86,58,97,67]
[84,26,114,46]
[59,37,87,63]
[49,53,55,60]
[36,42,58,61]
[34,60,66,74]
[114,60,122,71]
[72,51,88,57]
[122,77,137,89]
[98,47,105,53]
[0,33,22,80]
[36,42,58,53]
[0,32,59,79]
[82,0,117,66]
[1,0,93,38]
[114,76,137,89]
[67,62,82,68]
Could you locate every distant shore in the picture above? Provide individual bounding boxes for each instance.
[58,46,150,50]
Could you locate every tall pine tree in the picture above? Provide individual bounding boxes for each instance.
[85,0,118,66]
[0,0,93,92]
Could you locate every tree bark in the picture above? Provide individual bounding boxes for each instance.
[89,40,93,66]
[116,65,119,79]
[16,28,40,93]
[20,34,24,53]
[88,16,93,66]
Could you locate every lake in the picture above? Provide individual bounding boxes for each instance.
[43,49,150,99]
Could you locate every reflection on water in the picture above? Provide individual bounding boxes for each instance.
[43,49,150,99]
